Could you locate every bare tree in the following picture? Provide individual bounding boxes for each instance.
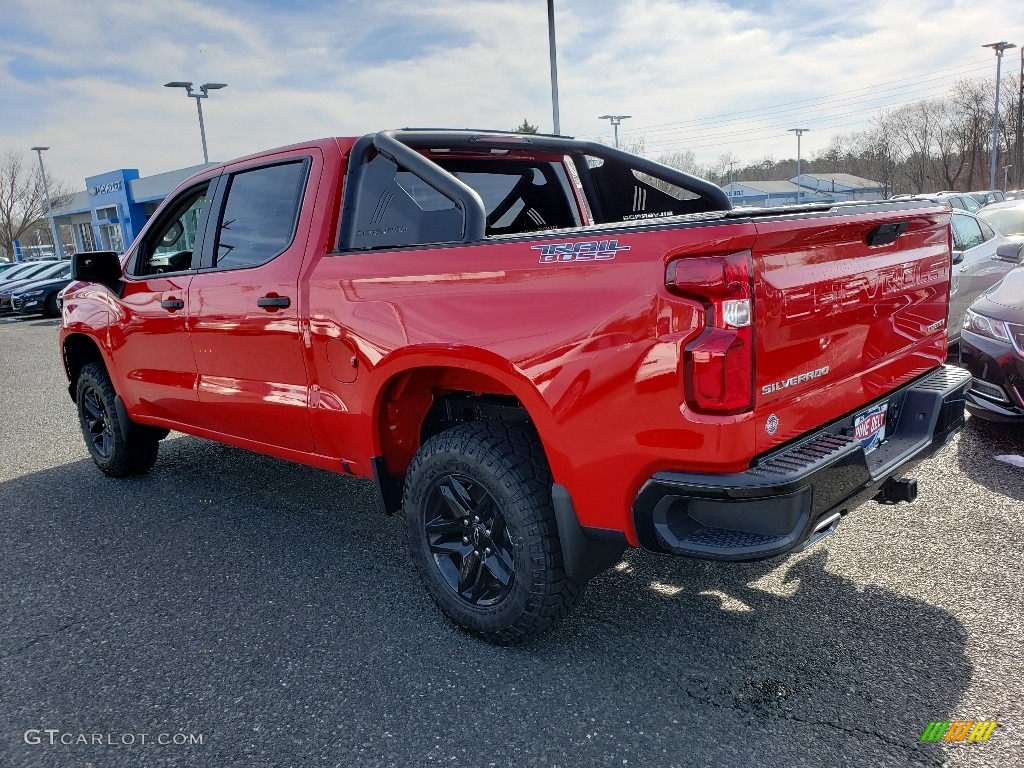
[655,149,705,178]
[925,100,962,189]
[951,78,991,190]
[889,101,937,193]
[617,135,646,157]
[856,115,903,196]
[0,150,72,261]
[996,72,1021,188]
[705,152,739,186]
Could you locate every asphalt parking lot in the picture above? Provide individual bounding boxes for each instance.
[1,316,1022,768]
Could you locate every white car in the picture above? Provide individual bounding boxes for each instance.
[949,210,1019,344]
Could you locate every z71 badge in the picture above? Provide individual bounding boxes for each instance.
[532,239,631,263]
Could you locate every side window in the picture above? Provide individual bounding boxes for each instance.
[213,161,307,269]
[977,218,996,242]
[951,214,983,252]
[961,195,981,213]
[135,184,210,276]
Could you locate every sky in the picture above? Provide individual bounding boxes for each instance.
[0,0,1021,190]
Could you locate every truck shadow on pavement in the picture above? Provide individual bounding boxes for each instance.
[0,436,971,768]
[956,416,1024,502]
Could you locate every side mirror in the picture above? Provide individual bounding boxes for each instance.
[993,243,1024,265]
[951,250,964,265]
[159,221,184,248]
[71,250,122,290]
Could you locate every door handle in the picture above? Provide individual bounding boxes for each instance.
[160,299,184,310]
[257,296,291,309]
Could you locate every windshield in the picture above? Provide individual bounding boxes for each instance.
[0,262,53,282]
[978,206,1024,236]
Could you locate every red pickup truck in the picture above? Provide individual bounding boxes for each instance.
[61,130,970,643]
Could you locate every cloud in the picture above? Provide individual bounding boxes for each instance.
[0,0,1016,188]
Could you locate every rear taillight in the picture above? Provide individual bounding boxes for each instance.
[667,250,754,414]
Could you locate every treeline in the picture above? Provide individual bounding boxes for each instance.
[643,73,1023,194]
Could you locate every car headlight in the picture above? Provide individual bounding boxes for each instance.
[958,311,1024,356]
[964,309,1012,343]
[23,289,45,297]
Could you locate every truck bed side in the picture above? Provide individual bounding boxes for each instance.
[306,201,952,544]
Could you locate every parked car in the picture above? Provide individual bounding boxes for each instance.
[0,262,29,276]
[947,211,1019,345]
[0,260,58,285]
[11,264,74,317]
[960,244,1024,423]
[892,192,982,213]
[967,190,1005,207]
[976,199,1024,241]
[0,261,70,312]
[60,129,971,643]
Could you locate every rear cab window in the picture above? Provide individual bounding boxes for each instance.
[339,133,730,252]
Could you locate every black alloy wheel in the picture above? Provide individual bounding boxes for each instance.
[423,473,515,607]
[403,421,582,644]
[75,362,161,476]
[81,386,114,459]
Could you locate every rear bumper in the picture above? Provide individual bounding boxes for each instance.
[632,365,972,561]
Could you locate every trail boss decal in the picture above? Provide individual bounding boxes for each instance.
[532,239,631,263]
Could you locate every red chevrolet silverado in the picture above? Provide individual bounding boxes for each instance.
[60,130,970,643]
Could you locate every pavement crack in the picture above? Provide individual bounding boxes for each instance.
[0,620,82,660]
[683,687,945,766]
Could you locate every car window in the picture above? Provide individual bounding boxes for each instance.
[946,196,965,210]
[951,214,984,251]
[26,262,66,281]
[961,195,981,213]
[213,161,307,270]
[1,262,51,282]
[394,161,578,236]
[977,218,996,242]
[135,184,211,276]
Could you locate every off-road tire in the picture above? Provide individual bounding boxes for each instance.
[76,362,160,477]
[403,421,581,644]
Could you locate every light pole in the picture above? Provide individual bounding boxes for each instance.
[788,128,809,202]
[547,0,560,135]
[1015,47,1023,189]
[164,81,228,164]
[599,115,631,149]
[1003,165,1013,193]
[728,160,738,188]
[982,41,1017,190]
[30,146,62,256]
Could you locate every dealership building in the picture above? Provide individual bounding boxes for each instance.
[52,163,215,254]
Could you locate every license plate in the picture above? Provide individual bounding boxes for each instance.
[854,402,888,454]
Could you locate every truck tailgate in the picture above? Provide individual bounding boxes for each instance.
[750,204,951,454]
